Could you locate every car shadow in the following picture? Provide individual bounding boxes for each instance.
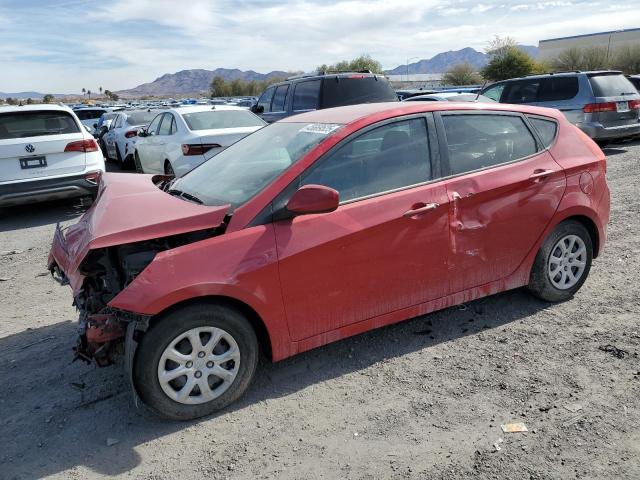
[602,138,640,157]
[1,288,551,478]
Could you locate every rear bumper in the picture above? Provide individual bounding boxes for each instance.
[579,121,640,141]
[0,173,99,207]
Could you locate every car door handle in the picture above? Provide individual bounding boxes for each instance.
[529,169,555,180]
[403,203,439,218]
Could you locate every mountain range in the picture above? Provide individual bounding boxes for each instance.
[385,45,538,75]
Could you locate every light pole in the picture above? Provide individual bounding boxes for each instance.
[406,57,419,82]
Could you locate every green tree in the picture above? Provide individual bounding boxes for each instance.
[42,94,54,103]
[210,76,230,97]
[481,37,536,81]
[82,87,86,97]
[5,97,16,105]
[317,54,384,74]
[554,47,583,71]
[26,98,33,104]
[110,92,119,101]
[443,63,482,85]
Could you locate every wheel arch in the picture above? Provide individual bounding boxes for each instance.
[553,214,600,258]
[148,295,274,361]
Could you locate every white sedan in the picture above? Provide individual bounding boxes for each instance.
[102,110,159,166]
[134,105,266,177]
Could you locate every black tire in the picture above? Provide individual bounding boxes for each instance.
[133,303,259,420]
[134,151,143,173]
[164,160,175,177]
[527,220,593,302]
[115,145,123,165]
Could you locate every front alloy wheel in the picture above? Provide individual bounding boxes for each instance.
[157,326,240,404]
[133,303,259,420]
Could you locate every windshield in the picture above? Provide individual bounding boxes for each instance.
[182,110,265,130]
[171,122,342,208]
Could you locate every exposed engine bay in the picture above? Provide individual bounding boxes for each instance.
[50,226,226,367]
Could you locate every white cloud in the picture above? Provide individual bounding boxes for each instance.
[0,0,638,92]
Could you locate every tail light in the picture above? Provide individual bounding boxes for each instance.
[85,171,102,185]
[181,143,221,155]
[629,100,640,110]
[65,139,99,152]
[124,130,137,138]
[583,102,617,113]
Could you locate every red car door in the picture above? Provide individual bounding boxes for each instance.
[437,112,566,293]
[273,117,451,341]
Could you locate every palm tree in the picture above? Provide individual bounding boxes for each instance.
[99,86,103,96]
[87,89,91,99]
[81,87,86,97]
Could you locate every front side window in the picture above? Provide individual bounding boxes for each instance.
[293,80,321,111]
[271,85,289,112]
[0,110,80,139]
[158,114,174,135]
[301,118,431,203]
[442,114,538,175]
[504,80,541,104]
[171,122,341,207]
[146,114,163,135]
[257,86,276,112]
[481,83,505,102]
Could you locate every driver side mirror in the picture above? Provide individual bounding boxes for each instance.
[92,123,98,129]
[286,184,339,216]
[251,104,264,114]
[138,128,148,137]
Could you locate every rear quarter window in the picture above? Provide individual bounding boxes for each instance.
[0,111,80,140]
[538,77,579,102]
[321,76,397,108]
[293,80,321,111]
[588,74,637,97]
[503,80,541,104]
[527,116,558,148]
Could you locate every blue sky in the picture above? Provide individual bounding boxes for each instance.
[0,0,637,93]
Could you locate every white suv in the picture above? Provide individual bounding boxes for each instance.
[0,104,105,206]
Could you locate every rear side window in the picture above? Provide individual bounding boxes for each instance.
[527,116,558,148]
[589,74,637,97]
[321,76,397,109]
[0,111,80,139]
[293,80,321,111]
[271,85,289,112]
[302,118,430,202]
[126,111,158,126]
[158,114,174,135]
[442,114,537,175]
[504,80,541,104]
[538,77,579,102]
[257,86,276,113]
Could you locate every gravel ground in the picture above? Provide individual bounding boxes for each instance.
[1,143,639,480]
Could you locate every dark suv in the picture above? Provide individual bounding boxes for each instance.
[251,71,398,122]
[481,71,640,143]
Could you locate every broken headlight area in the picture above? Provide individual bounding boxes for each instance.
[70,227,224,367]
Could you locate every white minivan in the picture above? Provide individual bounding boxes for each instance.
[0,104,105,206]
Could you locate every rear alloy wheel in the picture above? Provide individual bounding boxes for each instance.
[115,145,123,165]
[134,151,143,173]
[133,303,259,420]
[164,160,175,177]
[528,220,593,302]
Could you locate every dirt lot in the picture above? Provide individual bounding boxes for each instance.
[1,144,639,480]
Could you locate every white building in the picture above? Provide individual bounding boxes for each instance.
[539,28,640,60]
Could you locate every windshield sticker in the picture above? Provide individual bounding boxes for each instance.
[299,123,341,135]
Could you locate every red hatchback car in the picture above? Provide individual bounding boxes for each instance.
[49,102,610,420]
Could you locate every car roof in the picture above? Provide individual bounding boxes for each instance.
[497,70,624,82]
[169,105,250,114]
[0,103,75,114]
[280,101,564,125]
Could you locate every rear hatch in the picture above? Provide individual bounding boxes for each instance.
[321,75,398,108]
[587,73,640,127]
[0,110,87,182]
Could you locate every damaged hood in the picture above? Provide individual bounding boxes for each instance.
[49,173,229,289]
